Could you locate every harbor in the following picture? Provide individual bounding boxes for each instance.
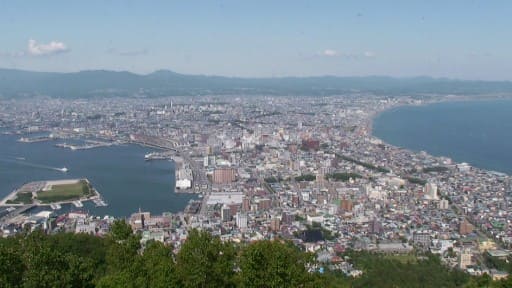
[18,136,56,143]
[0,133,196,217]
[55,140,119,151]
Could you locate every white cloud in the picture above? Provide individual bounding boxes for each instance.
[27,39,69,56]
[321,49,340,57]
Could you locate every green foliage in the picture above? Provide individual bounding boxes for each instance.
[263,182,276,194]
[406,176,427,185]
[344,251,471,288]
[423,166,449,173]
[239,240,313,288]
[140,241,177,288]
[264,176,281,183]
[295,174,316,182]
[335,153,390,173]
[0,231,97,288]
[295,214,305,222]
[325,172,362,182]
[99,240,177,288]
[36,180,91,203]
[483,253,512,273]
[1,229,511,288]
[0,241,24,287]
[306,271,351,288]
[6,192,33,204]
[176,229,236,288]
[299,223,337,241]
[46,232,109,278]
[110,219,133,241]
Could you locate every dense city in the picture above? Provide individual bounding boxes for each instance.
[1,93,512,285]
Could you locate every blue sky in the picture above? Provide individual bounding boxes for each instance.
[0,1,510,80]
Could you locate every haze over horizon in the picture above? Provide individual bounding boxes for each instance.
[1,1,511,81]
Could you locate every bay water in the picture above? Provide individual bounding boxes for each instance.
[373,99,512,175]
[0,134,195,217]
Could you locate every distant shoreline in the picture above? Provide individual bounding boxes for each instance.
[369,96,512,176]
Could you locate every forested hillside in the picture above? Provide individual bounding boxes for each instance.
[0,220,510,288]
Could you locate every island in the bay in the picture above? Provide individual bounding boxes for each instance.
[0,179,106,208]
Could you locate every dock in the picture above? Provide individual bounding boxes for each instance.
[55,140,116,151]
[93,197,108,207]
[72,200,83,208]
[0,205,36,222]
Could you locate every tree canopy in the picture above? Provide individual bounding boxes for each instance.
[0,227,510,287]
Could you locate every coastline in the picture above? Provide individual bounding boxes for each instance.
[0,134,193,217]
[366,94,512,136]
[368,95,512,176]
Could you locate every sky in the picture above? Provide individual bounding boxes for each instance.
[0,0,511,80]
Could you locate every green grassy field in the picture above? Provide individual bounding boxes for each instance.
[6,192,33,204]
[37,180,92,203]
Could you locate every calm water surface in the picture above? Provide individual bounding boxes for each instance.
[373,99,512,175]
[0,134,195,217]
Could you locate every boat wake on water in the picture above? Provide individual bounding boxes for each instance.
[1,158,68,173]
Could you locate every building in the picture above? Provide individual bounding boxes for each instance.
[377,243,414,254]
[235,212,248,229]
[291,194,300,207]
[459,219,474,235]
[370,219,382,235]
[281,212,294,225]
[212,168,236,184]
[221,205,231,222]
[301,138,320,150]
[270,218,280,232]
[490,269,509,281]
[242,197,250,212]
[459,248,472,269]
[424,182,438,200]
[413,232,431,248]
[206,192,244,206]
[129,211,151,230]
[479,240,497,252]
[256,198,271,211]
[340,199,353,212]
[439,199,449,210]
[176,167,193,189]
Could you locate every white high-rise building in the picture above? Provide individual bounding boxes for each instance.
[424,182,438,200]
[235,212,248,229]
[439,199,449,210]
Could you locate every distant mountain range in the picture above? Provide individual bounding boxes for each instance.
[1,68,512,98]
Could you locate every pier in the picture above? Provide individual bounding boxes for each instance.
[55,140,117,151]
[0,205,36,222]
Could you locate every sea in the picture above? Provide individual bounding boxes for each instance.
[372,99,512,175]
[0,133,196,217]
